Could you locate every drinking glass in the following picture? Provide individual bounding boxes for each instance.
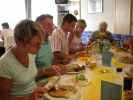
[102,51,113,67]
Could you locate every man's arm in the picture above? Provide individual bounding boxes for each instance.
[88,31,97,45]
[107,31,113,43]
[37,67,56,78]
[53,51,62,64]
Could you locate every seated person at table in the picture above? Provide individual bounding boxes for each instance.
[89,21,113,45]
[1,22,14,51]
[122,38,133,63]
[0,19,47,100]
[35,14,65,83]
[51,14,77,64]
[123,38,133,53]
[68,19,87,54]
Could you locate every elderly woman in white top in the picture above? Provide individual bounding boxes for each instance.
[1,22,14,51]
[68,19,87,54]
[0,19,47,100]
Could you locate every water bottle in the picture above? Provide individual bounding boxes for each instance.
[102,39,111,53]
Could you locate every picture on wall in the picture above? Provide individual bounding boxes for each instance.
[88,0,103,13]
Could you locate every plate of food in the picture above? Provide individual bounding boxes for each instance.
[66,64,85,74]
[48,85,77,98]
[119,56,133,64]
[66,64,79,70]
[75,51,89,58]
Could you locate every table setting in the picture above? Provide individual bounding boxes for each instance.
[42,42,133,100]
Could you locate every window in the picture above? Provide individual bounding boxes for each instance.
[32,0,58,25]
[0,0,25,29]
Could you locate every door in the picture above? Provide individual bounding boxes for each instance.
[114,0,131,35]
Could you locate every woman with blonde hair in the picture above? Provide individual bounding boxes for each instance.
[68,19,87,53]
[0,19,47,100]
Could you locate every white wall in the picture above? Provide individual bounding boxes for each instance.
[81,0,116,33]
[32,0,58,25]
[0,0,25,29]
[114,0,131,34]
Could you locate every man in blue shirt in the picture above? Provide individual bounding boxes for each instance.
[35,14,58,83]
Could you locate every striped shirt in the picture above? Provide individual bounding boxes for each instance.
[51,28,68,56]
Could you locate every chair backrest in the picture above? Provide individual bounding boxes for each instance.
[81,31,92,45]
[101,80,122,100]
[112,34,121,41]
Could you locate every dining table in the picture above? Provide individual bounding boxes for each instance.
[43,46,133,100]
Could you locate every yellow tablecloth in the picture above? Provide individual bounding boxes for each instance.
[83,67,123,100]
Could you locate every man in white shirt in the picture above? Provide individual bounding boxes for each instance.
[51,14,77,64]
[1,22,14,51]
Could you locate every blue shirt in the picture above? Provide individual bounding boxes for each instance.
[35,40,53,69]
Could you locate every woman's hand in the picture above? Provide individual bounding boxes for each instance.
[31,85,48,100]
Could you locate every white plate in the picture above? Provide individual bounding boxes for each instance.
[44,87,82,100]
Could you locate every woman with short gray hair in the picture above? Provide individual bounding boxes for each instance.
[0,19,47,100]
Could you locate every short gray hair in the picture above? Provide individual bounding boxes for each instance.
[99,21,108,28]
[14,19,43,44]
[35,14,53,22]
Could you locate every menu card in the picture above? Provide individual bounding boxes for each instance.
[101,80,122,100]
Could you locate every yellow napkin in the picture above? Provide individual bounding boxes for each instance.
[112,58,125,68]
